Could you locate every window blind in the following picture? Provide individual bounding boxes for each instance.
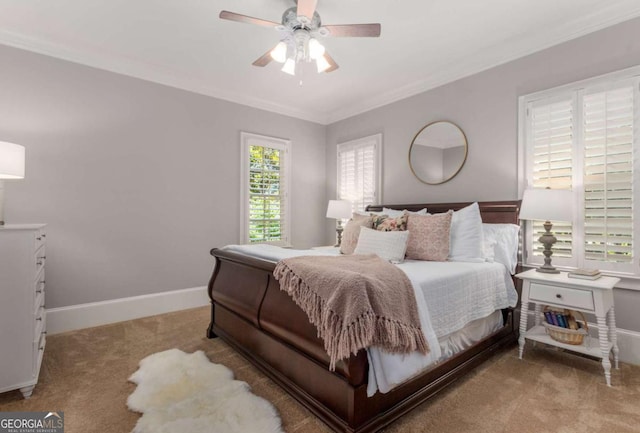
[337,136,380,213]
[240,132,290,246]
[583,86,634,264]
[528,97,574,258]
[521,70,639,276]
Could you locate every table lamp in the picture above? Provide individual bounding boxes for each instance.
[0,141,26,225]
[326,200,352,246]
[519,188,573,273]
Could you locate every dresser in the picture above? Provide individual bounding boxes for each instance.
[516,269,620,386]
[0,224,47,398]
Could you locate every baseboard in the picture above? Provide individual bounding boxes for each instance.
[46,286,209,335]
[525,310,640,366]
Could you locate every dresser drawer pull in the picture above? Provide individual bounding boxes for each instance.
[39,345,45,351]
[38,256,46,260]
[36,237,42,241]
[37,261,43,265]
[36,289,43,294]
[556,294,562,299]
[36,317,42,321]
[41,234,46,238]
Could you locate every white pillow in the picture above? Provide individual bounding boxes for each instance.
[482,223,520,274]
[382,207,428,217]
[449,202,484,262]
[354,227,410,263]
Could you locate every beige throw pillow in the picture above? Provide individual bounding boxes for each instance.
[340,213,374,255]
[405,210,453,261]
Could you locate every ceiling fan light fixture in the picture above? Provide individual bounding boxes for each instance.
[308,38,325,60]
[282,58,296,75]
[270,41,288,63]
[316,55,330,73]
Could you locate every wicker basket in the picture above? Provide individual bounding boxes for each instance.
[542,307,588,345]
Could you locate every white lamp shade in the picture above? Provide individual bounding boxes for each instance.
[0,141,25,179]
[308,38,325,60]
[326,200,352,219]
[316,55,331,73]
[519,188,573,222]
[270,41,287,63]
[281,58,296,75]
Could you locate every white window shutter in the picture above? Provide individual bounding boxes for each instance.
[528,97,574,259]
[582,85,634,266]
[337,135,381,213]
[241,133,291,245]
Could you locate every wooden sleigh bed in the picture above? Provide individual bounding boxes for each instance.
[207,200,522,433]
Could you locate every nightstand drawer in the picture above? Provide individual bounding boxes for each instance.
[529,283,595,310]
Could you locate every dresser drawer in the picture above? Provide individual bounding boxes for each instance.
[529,282,595,311]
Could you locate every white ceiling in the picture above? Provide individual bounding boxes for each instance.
[1,0,639,125]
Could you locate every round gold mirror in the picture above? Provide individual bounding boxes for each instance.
[409,121,468,185]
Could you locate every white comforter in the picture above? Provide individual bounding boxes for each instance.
[221,244,518,395]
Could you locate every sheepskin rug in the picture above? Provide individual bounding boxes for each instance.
[127,349,284,433]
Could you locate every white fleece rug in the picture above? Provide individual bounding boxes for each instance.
[127,349,284,433]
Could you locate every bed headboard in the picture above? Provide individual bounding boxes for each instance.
[366,200,521,224]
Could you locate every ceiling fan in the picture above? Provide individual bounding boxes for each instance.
[219,0,381,75]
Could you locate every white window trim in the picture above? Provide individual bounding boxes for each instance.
[336,133,383,211]
[240,132,292,246]
[517,64,640,290]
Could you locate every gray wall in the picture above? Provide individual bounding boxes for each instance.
[325,17,640,331]
[0,44,327,309]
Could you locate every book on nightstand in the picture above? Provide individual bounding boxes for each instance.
[568,268,601,280]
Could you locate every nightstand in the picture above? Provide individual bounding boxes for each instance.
[516,269,620,386]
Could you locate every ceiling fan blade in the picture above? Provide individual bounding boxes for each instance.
[323,52,339,73]
[219,10,279,28]
[296,0,318,20]
[323,23,381,37]
[252,48,275,67]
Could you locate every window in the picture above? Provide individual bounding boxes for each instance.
[337,134,382,213]
[519,67,640,277]
[240,132,291,245]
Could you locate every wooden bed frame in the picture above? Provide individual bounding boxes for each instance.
[207,200,521,433]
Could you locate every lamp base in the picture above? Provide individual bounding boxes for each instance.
[536,220,560,274]
[536,264,560,274]
[335,221,344,247]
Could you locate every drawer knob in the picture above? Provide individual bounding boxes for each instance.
[36,237,42,241]
[556,294,562,299]
[37,261,43,265]
[36,289,42,294]
[42,234,46,238]
[36,317,42,321]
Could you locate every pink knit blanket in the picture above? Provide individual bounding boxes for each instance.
[273,254,429,370]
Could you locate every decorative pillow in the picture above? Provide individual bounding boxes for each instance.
[340,214,374,255]
[353,227,410,263]
[373,213,408,232]
[382,207,428,217]
[405,210,453,261]
[482,223,520,274]
[449,202,484,262]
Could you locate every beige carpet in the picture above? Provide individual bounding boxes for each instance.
[1,306,639,433]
